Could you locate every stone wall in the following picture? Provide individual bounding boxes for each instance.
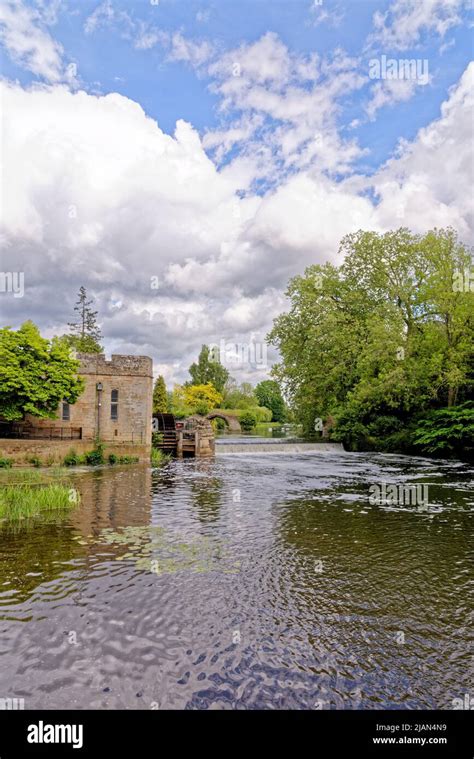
[0,439,150,466]
[19,353,153,448]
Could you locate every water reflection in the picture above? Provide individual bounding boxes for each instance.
[0,453,472,709]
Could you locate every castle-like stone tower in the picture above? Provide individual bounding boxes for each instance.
[73,354,153,444]
[23,353,153,446]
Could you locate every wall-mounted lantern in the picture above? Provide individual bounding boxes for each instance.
[96,382,103,437]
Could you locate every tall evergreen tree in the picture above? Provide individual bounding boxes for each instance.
[188,345,229,393]
[67,286,103,353]
[153,375,168,413]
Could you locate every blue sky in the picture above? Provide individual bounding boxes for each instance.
[0,0,473,382]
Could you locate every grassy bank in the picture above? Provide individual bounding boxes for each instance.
[0,469,79,521]
[150,448,170,467]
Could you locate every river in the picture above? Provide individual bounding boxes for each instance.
[0,450,472,709]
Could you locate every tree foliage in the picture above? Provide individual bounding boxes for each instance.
[188,345,229,393]
[66,286,103,353]
[171,383,223,417]
[255,380,286,422]
[239,410,257,431]
[412,402,474,456]
[221,378,257,408]
[0,321,84,421]
[268,228,473,455]
[152,375,168,414]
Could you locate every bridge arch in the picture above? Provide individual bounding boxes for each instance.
[207,412,241,432]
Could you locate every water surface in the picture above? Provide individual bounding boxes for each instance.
[0,452,472,709]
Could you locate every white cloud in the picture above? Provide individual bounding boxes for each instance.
[0,0,64,81]
[1,62,472,382]
[370,0,464,51]
[167,32,214,67]
[206,35,366,179]
[369,62,474,237]
[366,76,429,120]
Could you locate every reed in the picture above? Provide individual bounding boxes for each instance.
[0,472,79,521]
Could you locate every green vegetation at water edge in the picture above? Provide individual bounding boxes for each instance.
[0,469,79,521]
[150,448,171,467]
[268,228,474,458]
[63,443,139,467]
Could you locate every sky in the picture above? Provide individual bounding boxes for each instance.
[0,0,473,386]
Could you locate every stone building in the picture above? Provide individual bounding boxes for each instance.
[0,354,153,464]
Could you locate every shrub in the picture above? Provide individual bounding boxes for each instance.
[118,455,139,464]
[63,449,81,466]
[195,401,210,416]
[412,402,474,457]
[240,411,257,431]
[152,432,164,447]
[151,448,170,467]
[0,457,12,469]
[85,442,105,466]
[253,406,272,423]
[108,453,118,465]
[28,456,42,468]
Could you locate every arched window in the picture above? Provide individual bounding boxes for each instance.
[111,389,118,420]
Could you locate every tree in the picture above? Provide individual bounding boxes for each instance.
[152,375,168,413]
[183,383,223,414]
[221,378,257,408]
[255,380,286,422]
[0,321,84,421]
[268,227,473,449]
[170,383,223,417]
[188,345,229,393]
[240,410,257,431]
[67,286,103,353]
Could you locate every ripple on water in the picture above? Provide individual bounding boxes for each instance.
[0,453,472,709]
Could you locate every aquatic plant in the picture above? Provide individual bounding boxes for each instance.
[0,481,79,521]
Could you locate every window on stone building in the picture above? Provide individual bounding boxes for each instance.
[62,402,70,421]
[111,389,118,420]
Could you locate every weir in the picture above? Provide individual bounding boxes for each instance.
[215,441,344,454]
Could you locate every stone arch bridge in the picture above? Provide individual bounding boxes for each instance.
[206,412,241,432]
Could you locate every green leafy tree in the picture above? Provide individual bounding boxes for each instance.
[413,402,474,457]
[221,378,257,408]
[152,375,168,413]
[170,383,223,417]
[0,321,84,421]
[240,410,257,431]
[188,345,229,393]
[268,228,473,449]
[255,380,286,422]
[67,286,103,353]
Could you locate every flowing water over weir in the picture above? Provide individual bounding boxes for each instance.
[216,439,344,454]
[0,451,472,710]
